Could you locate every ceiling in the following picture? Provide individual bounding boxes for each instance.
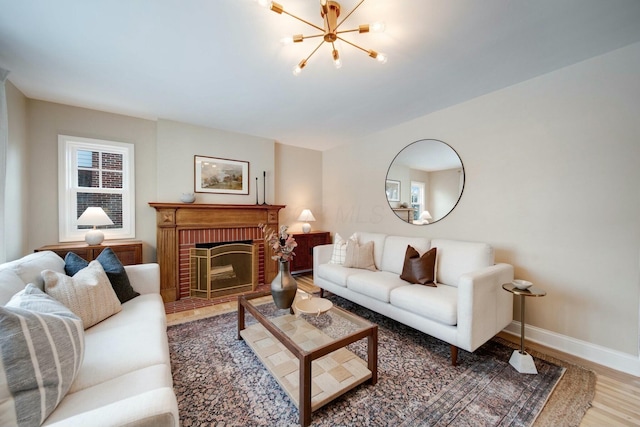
[2,0,640,151]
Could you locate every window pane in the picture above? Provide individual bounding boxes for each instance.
[77,193,123,228]
[78,170,99,188]
[102,152,123,171]
[102,171,123,189]
[77,150,99,168]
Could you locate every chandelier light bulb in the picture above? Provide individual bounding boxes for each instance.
[256,0,271,8]
[332,49,342,69]
[370,21,386,33]
[292,65,303,75]
[376,52,388,64]
[281,36,294,45]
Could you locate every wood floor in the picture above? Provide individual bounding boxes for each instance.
[167,276,640,427]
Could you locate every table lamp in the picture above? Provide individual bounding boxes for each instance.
[418,210,432,224]
[77,207,114,245]
[297,209,316,233]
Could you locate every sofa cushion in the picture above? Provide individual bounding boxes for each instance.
[390,284,459,325]
[343,240,377,271]
[400,246,437,286]
[0,285,84,427]
[0,251,65,292]
[347,271,407,303]
[71,321,170,393]
[316,264,360,288]
[43,364,173,425]
[355,232,387,270]
[431,239,495,287]
[65,248,140,303]
[43,261,122,329]
[0,269,26,306]
[380,236,430,274]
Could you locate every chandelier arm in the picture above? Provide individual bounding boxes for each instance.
[336,35,370,55]
[336,28,360,35]
[335,0,366,30]
[303,39,326,63]
[282,10,325,32]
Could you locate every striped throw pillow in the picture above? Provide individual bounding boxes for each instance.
[0,284,84,427]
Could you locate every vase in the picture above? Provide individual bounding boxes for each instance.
[270,261,297,309]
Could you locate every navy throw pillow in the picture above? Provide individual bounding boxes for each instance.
[64,248,140,303]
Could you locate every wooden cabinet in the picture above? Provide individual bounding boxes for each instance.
[35,240,143,265]
[290,231,331,274]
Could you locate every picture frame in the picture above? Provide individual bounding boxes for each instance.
[385,179,401,202]
[194,155,249,194]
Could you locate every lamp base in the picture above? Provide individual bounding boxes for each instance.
[84,229,105,245]
[301,223,311,233]
[509,350,538,374]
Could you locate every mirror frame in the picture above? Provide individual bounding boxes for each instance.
[385,139,465,225]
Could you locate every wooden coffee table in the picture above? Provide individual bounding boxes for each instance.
[238,291,378,426]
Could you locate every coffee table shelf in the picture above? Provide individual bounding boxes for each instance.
[238,291,378,427]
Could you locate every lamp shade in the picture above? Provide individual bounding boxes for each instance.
[77,207,113,245]
[419,210,432,221]
[297,209,316,233]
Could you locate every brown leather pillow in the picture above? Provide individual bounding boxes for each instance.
[400,245,437,286]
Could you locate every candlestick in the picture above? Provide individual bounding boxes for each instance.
[255,177,259,205]
[262,171,268,205]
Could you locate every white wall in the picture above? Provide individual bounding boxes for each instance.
[323,42,640,365]
[26,100,158,262]
[5,81,29,260]
[275,143,324,234]
[155,119,275,207]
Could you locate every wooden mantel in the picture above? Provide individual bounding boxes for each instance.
[149,203,285,302]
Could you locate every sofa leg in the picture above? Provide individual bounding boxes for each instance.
[319,288,324,298]
[450,345,458,366]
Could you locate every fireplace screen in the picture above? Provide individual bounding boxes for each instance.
[190,242,257,299]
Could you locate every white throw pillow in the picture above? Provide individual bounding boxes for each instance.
[1,284,84,427]
[329,232,358,265]
[42,260,122,329]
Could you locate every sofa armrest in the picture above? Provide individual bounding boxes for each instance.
[455,263,514,352]
[313,244,334,269]
[124,263,160,295]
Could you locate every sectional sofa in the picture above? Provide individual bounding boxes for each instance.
[0,251,178,427]
[313,232,514,365]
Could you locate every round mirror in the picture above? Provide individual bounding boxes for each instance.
[385,139,465,225]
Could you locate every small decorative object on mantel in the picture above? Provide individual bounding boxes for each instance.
[180,193,196,203]
[260,223,298,309]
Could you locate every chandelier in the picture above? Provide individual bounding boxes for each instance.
[256,0,387,75]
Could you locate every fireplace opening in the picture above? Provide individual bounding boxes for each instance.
[189,242,257,299]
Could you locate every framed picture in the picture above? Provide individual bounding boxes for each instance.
[194,155,249,194]
[385,179,401,202]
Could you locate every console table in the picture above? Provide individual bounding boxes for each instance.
[35,240,143,265]
[290,231,331,274]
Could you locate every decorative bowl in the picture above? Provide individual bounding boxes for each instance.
[512,279,533,290]
[180,193,196,203]
[295,297,333,315]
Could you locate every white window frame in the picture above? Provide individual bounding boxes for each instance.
[58,135,135,242]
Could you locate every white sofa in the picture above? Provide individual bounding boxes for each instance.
[0,251,179,427]
[313,232,514,365]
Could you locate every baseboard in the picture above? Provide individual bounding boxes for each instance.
[503,321,640,377]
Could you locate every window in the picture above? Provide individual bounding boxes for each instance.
[411,181,425,221]
[58,135,135,242]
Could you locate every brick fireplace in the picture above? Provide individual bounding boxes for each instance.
[149,203,285,302]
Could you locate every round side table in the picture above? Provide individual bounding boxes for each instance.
[502,283,546,374]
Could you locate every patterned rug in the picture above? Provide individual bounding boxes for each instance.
[168,295,582,426]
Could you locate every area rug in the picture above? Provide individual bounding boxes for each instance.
[168,295,592,426]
